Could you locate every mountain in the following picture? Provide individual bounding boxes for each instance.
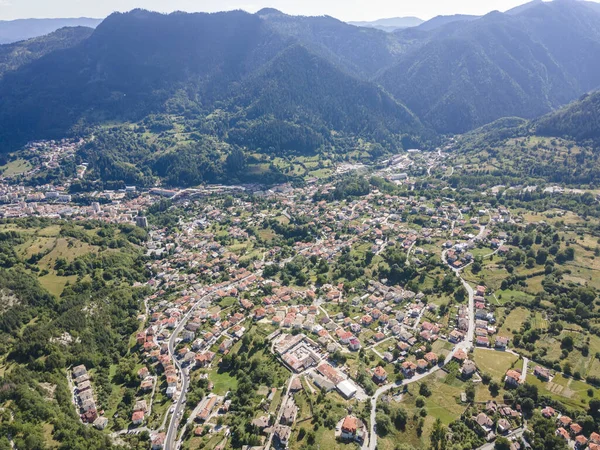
[378,0,600,133]
[0,17,101,44]
[227,44,424,150]
[416,14,480,31]
[256,9,407,79]
[0,9,424,154]
[505,0,544,15]
[348,17,424,32]
[533,90,600,141]
[0,26,93,78]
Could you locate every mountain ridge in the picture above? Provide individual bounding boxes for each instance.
[0,17,101,44]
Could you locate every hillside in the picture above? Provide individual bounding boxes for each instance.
[378,1,600,133]
[0,26,93,78]
[0,17,101,44]
[0,9,425,156]
[533,91,600,141]
[416,14,480,31]
[453,91,600,187]
[256,9,406,78]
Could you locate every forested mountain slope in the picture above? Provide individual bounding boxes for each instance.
[0,17,101,44]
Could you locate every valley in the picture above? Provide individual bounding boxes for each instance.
[1,1,600,450]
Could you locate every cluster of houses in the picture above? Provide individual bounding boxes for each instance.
[71,365,108,430]
[251,389,301,447]
[542,407,600,449]
[472,399,522,442]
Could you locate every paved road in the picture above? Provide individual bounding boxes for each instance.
[265,375,297,450]
[367,349,464,450]
[164,274,257,450]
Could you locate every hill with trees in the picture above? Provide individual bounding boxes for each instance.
[378,0,600,133]
[0,26,93,78]
[0,17,101,44]
[0,2,600,181]
[533,91,600,142]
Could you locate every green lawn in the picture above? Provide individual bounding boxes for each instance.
[207,368,238,395]
[498,307,530,339]
[0,158,32,176]
[473,349,520,380]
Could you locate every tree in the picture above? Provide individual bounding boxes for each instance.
[375,413,392,437]
[419,383,432,397]
[393,407,408,431]
[495,436,511,450]
[430,418,447,450]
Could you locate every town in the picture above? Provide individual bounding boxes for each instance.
[1,138,600,450]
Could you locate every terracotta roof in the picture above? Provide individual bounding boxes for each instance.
[342,415,358,433]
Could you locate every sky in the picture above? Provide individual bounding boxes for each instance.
[2,0,595,22]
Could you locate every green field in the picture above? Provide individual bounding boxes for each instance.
[473,349,521,380]
[0,158,32,176]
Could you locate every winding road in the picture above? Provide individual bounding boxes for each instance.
[368,214,488,450]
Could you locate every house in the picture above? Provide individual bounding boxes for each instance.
[373,366,387,383]
[416,359,428,372]
[558,416,573,427]
[556,427,570,441]
[195,351,215,368]
[81,398,96,412]
[541,406,555,418]
[462,360,477,378]
[449,330,464,343]
[138,367,150,380]
[141,377,154,392]
[280,397,298,425]
[495,336,509,350]
[82,408,98,423]
[534,365,551,381]
[476,336,490,347]
[271,424,291,446]
[132,410,145,425]
[72,365,87,379]
[348,337,361,351]
[251,416,270,430]
[402,361,417,377]
[590,432,600,444]
[93,416,108,430]
[575,435,588,449]
[339,415,365,443]
[570,423,583,436]
[151,432,166,450]
[497,418,511,434]
[504,370,521,387]
[424,352,438,365]
[475,413,493,432]
[453,348,467,362]
[134,399,148,412]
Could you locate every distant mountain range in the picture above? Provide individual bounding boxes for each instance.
[1,0,600,155]
[0,17,101,44]
[348,17,424,32]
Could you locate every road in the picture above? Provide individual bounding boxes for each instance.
[368,220,487,450]
[367,348,463,450]
[264,375,297,450]
[164,273,258,450]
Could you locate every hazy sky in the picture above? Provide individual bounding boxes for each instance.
[2,0,592,22]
